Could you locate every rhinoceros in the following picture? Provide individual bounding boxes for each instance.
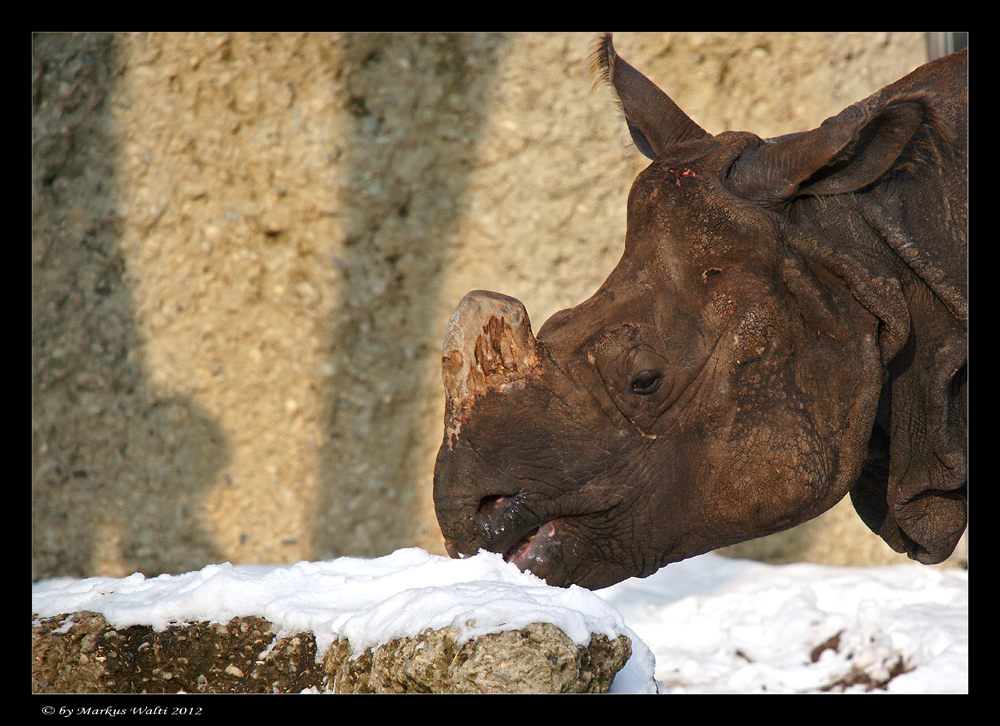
[433,34,967,589]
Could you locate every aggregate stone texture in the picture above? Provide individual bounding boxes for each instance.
[32,612,630,693]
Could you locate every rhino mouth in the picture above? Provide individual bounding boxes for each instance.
[504,520,561,572]
[451,493,569,583]
[505,521,562,564]
[503,524,541,562]
[442,520,549,565]
[474,493,545,555]
[444,522,555,569]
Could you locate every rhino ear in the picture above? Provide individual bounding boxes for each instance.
[730,100,925,203]
[591,33,708,159]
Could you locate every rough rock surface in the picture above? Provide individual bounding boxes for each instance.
[32,613,320,694]
[32,612,630,693]
[326,622,630,693]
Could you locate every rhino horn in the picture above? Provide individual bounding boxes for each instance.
[441,290,540,444]
[591,32,708,159]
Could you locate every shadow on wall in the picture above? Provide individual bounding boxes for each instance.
[315,34,510,558]
[31,33,511,579]
[31,33,228,580]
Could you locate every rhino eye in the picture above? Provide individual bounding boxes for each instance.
[629,370,663,395]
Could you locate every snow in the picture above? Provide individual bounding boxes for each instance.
[597,553,968,693]
[32,548,967,694]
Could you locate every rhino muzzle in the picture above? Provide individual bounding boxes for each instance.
[441,290,541,446]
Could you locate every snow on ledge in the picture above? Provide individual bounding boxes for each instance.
[32,547,657,694]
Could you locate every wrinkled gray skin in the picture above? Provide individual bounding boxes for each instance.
[433,34,967,589]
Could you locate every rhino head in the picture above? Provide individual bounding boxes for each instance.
[433,35,968,589]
